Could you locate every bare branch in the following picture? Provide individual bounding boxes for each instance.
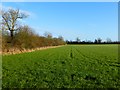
[2,8,28,38]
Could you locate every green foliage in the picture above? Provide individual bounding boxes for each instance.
[2,45,120,88]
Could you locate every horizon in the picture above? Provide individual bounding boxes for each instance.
[2,2,118,41]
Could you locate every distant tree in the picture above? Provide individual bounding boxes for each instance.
[66,40,69,43]
[87,40,92,43]
[76,37,80,42]
[58,35,64,41]
[106,38,112,43]
[2,9,28,40]
[94,39,97,43]
[44,32,52,39]
[97,38,102,43]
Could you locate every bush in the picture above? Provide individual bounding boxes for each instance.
[2,25,66,52]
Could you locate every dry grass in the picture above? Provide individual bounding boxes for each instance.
[2,45,65,55]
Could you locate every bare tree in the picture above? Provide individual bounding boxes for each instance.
[44,32,52,39]
[76,37,80,42]
[58,35,64,41]
[94,39,97,43]
[97,38,102,43]
[94,38,102,43]
[2,9,28,40]
[106,38,112,43]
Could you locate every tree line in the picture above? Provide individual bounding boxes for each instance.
[1,8,119,53]
[66,37,120,44]
[1,9,66,52]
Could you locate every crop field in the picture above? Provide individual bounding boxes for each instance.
[2,45,120,88]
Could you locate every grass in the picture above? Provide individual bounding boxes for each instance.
[2,44,120,88]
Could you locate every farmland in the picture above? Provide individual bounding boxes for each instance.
[2,45,120,88]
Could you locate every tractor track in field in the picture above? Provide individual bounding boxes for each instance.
[74,47,106,65]
[74,47,119,67]
[70,48,74,59]
[75,48,99,61]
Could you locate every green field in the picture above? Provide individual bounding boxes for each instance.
[2,45,120,88]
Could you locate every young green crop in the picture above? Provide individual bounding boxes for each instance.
[2,45,120,88]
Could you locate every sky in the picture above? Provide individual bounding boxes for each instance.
[2,2,118,41]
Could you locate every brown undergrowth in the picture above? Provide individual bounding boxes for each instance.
[2,45,65,55]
